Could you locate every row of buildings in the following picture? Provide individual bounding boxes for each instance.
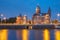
[16,5,51,24]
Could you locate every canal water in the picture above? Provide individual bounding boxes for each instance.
[0,29,60,40]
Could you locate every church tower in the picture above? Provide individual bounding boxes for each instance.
[48,7,51,18]
[36,5,40,14]
[32,5,41,24]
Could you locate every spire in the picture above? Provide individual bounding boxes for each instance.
[36,4,40,9]
[36,4,40,14]
[48,7,51,17]
[48,7,51,12]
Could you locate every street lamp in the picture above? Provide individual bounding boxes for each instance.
[1,14,3,17]
[57,13,60,22]
[0,14,4,23]
[57,13,60,16]
[3,17,6,23]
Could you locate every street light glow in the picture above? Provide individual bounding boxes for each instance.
[57,13,60,16]
[1,14,3,17]
[3,17,6,20]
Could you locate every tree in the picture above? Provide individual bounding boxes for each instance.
[8,17,16,23]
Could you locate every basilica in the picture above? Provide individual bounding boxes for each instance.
[32,5,51,24]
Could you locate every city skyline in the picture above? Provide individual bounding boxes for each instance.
[0,0,60,20]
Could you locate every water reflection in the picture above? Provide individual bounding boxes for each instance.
[29,30,35,40]
[55,29,60,40]
[0,29,8,40]
[50,29,55,40]
[22,29,28,40]
[8,30,17,40]
[43,29,50,40]
[16,30,22,40]
[0,29,60,40]
[29,30,43,40]
[16,29,60,40]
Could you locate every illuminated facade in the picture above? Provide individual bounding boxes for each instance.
[43,8,51,24]
[16,6,51,24]
[32,5,41,24]
[44,14,50,24]
[16,14,28,24]
[32,5,51,24]
[22,15,27,24]
[16,15,23,24]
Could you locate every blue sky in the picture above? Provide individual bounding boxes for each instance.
[0,0,60,20]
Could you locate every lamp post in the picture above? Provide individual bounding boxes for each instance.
[3,17,6,23]
[0,14,3,40]
[57,13,60,22]
[0,14,4,24]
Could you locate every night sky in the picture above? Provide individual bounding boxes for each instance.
[0,0,60,20]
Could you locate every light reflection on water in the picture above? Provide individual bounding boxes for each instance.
[16,29,60,40]
[0,29,60,40]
